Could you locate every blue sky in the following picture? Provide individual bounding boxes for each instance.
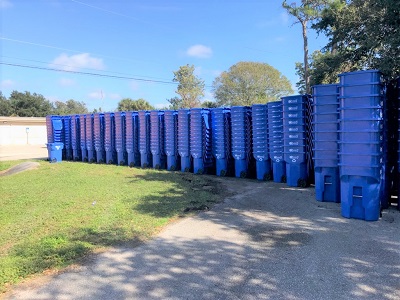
[0,0,328,112]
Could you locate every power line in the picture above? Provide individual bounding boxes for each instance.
[1,55,171,81]
[0,61,178,85]
[0,61,214,88]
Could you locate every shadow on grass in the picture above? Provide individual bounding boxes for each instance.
[125,171,225,218]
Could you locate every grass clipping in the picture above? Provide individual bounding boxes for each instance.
[0,161,223,292]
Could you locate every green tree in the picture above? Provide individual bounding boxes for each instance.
[117,98,154,111]
[9,91,53,117]
[0,92,13,116]
[201,100,218,108]
[313,0,400,79]
[173,64,205,108]
[282,0,333,94]
[212,62,293,106]
[53,99,88,115]
[166,97,182,110]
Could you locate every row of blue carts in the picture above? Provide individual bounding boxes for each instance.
[46,70,400,221]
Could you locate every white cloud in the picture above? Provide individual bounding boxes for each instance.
[0,79,15,88]
[109,93,122,100]
[0,0,12,9]
[88,91,106,100]
[50,53,105,71]
[154,103,169,109]
[274,36,286,43]
[186,44,213,59]
[58,78,75,87]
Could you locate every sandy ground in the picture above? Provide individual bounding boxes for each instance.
[0,145,48,161]
[3,177,400,300]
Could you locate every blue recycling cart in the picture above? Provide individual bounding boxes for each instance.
[46,115,64,163]
[150,110,166,169]
[114,112,126,165]
[138,110,152,168]
[178,109,191,172]
[125,111,140,167]
[231,106,252,178]
[94,113,105,163]
[267,101,286,183]
[164,110,179,171]
[190,108,213,174]
[104,112,116,164]
[252,104,272,180]
[79,114,87,162]
[211,107,231,176]
[85,114,95,163]
[70,115,81,161]
[338,70,384,221]
[282,95,309,187]
[312,84,340,202]
[62,116,72,160]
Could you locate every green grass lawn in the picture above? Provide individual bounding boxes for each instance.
[0,161,222,293]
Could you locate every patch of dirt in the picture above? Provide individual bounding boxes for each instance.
[0,162,40,177]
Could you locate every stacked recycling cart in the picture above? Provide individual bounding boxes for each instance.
[338,70,384,221]
[62,116,72,160]
[71,115,80,161]
[231,106,253,178]
[252,104,271,180]
[267,101,286,183]
[178,109,191,172]
[46,115,64,162]
[79,115,87,162]
[85,114,95,163]
[138,111,151,168]
[282,95,309,187]
[125,111,139,167]
[312,84,340,202]
[93,113,104,163]
[164,110,179,171]
[150,111,166,169]
[114,112,126,165]
[211,108,231,176]
[190,108,213,174]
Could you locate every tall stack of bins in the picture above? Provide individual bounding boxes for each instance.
[150,110,166,169]
[282,95,309,187]
[164,110,179,171]
[178,109,191,172]
[398,78,400,208]
[252,104,271,180]
[104,112,115,164]
[267,101,286,183]
[338,70,384,221]
[114,112,126,165]
[46,116,64,162]
[190,108,212,174]
[138,111,151,168]
[71,115,81,161]
[312,84,340,202]
[62,116,72,160]
[85,114,95,163]
[125,111,140,167]
[231,106,252,178]
[94,113,105,163]
[211,108,231,176]
[80,115,87,162]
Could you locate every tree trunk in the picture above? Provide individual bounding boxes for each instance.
[301,20,310,94]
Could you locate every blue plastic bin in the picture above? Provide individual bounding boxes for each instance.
[211,108,231,176]
[164,110,179,171]
[47,142,64,163]
[178,109,191,172]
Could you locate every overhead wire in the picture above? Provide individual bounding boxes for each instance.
[0,61,214,88]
